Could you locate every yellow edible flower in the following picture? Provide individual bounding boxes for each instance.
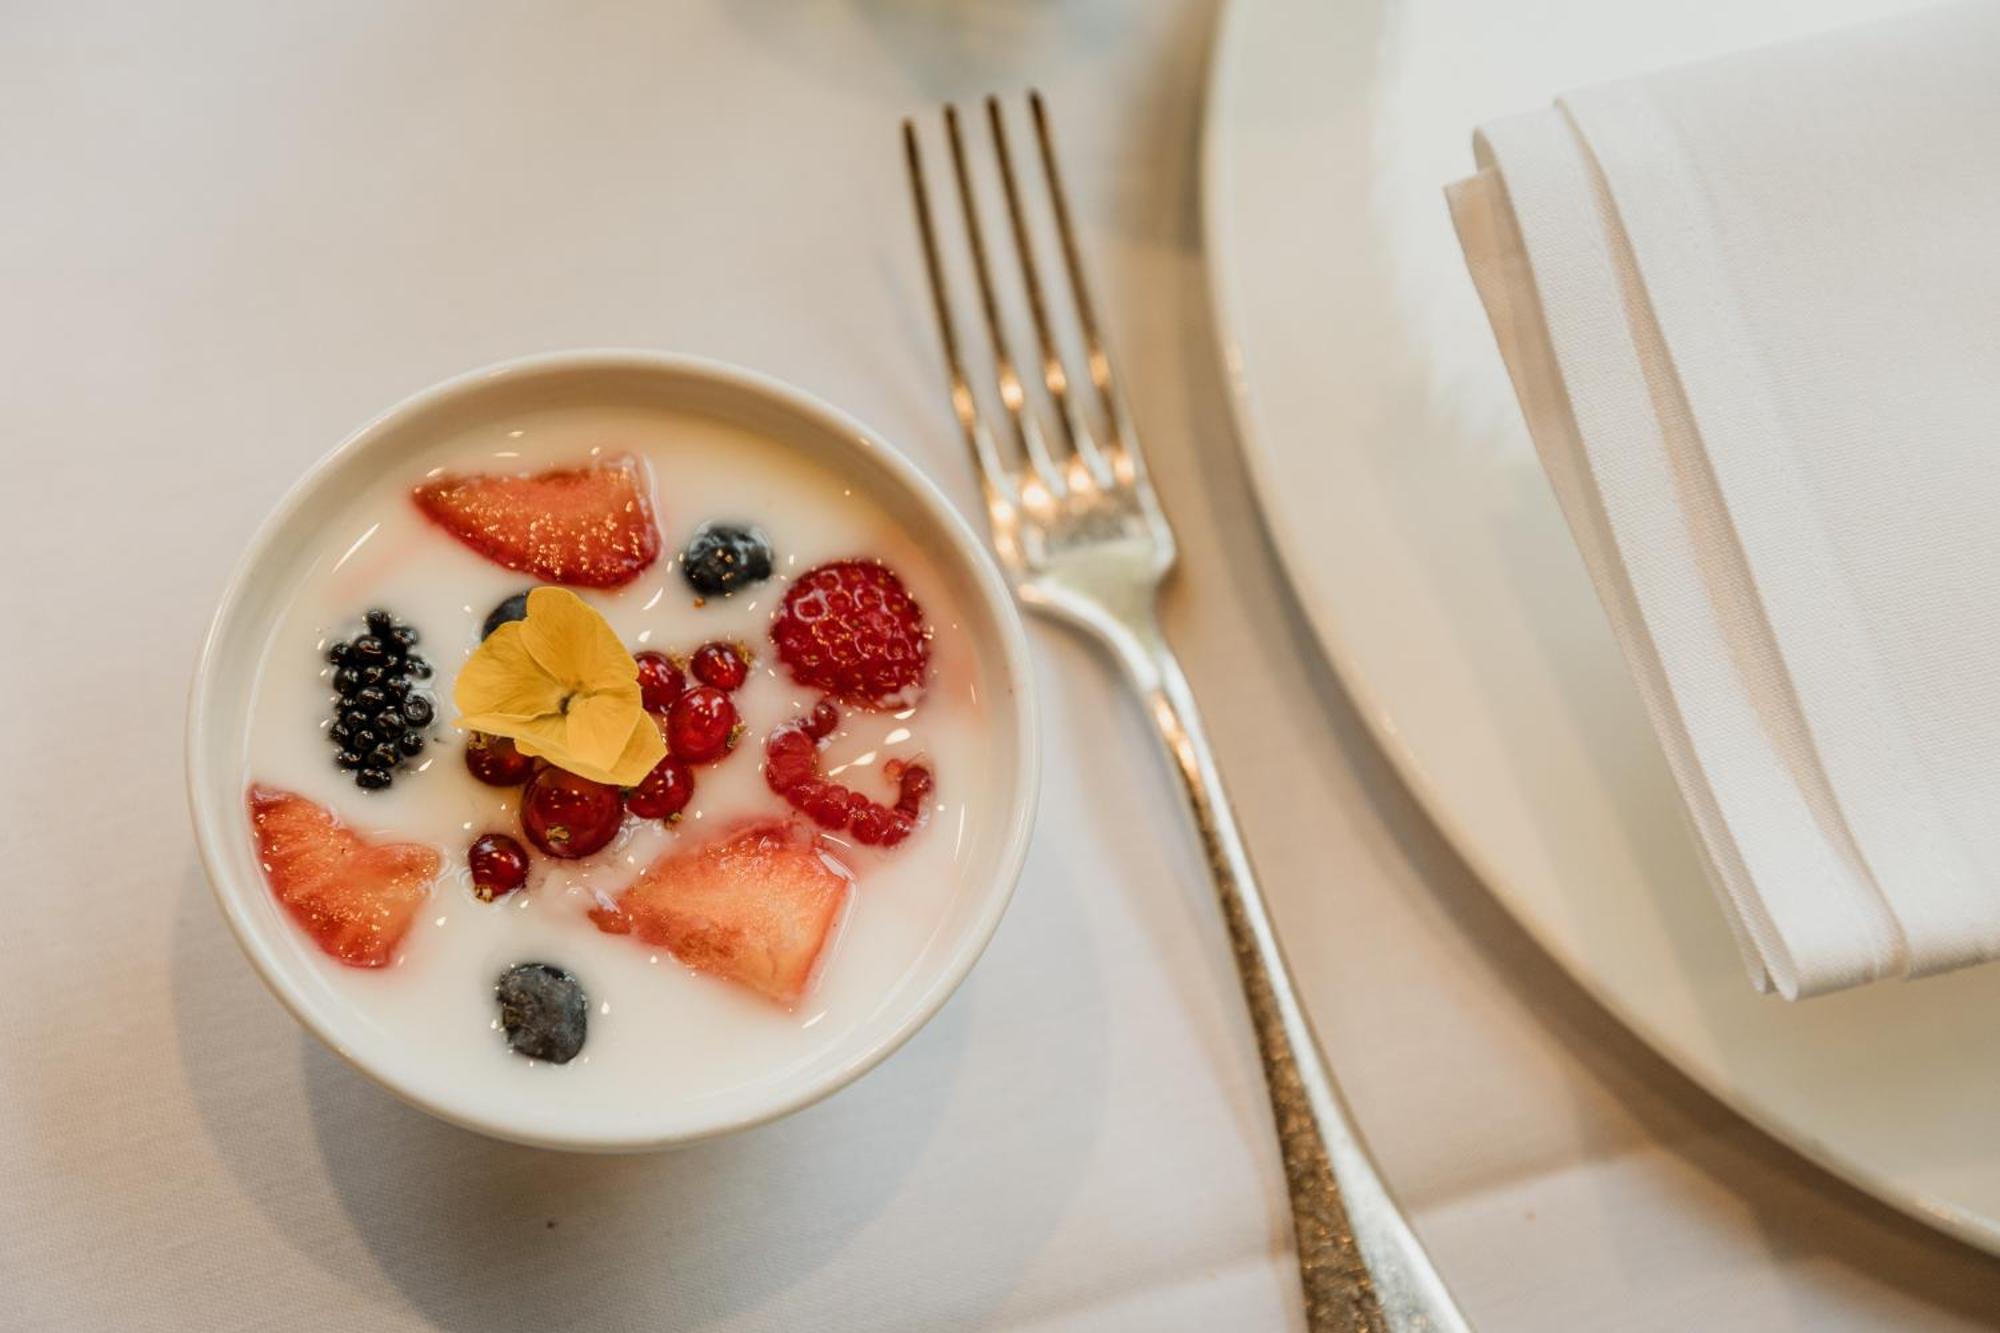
[453,587,664,787]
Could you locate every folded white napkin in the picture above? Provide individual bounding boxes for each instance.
[1448,2,2000,997]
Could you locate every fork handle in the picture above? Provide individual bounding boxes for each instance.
[1101,617,1469,1333]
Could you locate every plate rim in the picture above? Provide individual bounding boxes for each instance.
[1198,0,2000,1253]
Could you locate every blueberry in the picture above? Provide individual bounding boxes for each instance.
[482,591,533,640]
[373,708,406,735]
[396,731,427,757]
[366,744,400,770]
[365,609,396,636]
[330,720,353,744]
[354,685,388,711]
[390,624,420,650]
[359,664,387,687]
[351,728,381,753]
[335,749,362,770]
[352,635,387,664]
[495,962,588,1064]
[680,522,773,597]
[325,641,351,665]
[356,766,393,790]
[401,695,434,727]
[334,666,363,694]
[407,656,434,680]
[342,708,371,734]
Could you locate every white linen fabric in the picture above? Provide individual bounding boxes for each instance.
[1449,1,2000,997]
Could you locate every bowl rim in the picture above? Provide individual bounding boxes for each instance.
[186,348,1041,1151]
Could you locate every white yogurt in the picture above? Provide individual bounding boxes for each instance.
[240,404,993,1119]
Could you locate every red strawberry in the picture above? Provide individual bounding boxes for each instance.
[769,560,930,709]
[410,456,660,588]
[589,821,851,1005]
[246,785,439,967]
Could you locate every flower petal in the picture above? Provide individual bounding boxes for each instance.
[606,709,668,786]
[520,587,642,695]
[450,584,659,786]
[481,710,573,758]
[453,622,566,723]
[562,690,640,774]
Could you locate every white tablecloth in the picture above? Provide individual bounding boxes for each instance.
[4,3,1998,1328]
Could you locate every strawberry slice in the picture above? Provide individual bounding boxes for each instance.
[590,821,851,1005]
[410,455,661,588]
[246,785,439,968]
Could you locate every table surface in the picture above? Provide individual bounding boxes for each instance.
[5,3,1999,1329]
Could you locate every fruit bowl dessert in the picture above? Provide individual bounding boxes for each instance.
[188,352,1037,1150]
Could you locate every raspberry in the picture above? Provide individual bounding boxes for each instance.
[769,560,930,710]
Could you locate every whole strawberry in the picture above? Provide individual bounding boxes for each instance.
[769,560,930,710]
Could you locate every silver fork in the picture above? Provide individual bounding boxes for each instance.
[902,93,1469,1333]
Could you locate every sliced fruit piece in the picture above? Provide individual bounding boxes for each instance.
[590,821,851,1005]
[769,559,930,709]
[410,456,661,588]
[246,785,439,967]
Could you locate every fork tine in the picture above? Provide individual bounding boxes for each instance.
[1026,90,1148,489]
[940,103,1069,503]
[984,95,1110,490]
[902,119,1016,514]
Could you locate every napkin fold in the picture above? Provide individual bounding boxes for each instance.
[1448,2,2000,997]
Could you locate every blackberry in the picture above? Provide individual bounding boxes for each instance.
[680,522,773,598]
[495,963,588,1064]
[482,591,532,640]
[324,609,430,790]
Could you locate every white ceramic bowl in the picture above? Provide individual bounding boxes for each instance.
[187,350,1039,1151]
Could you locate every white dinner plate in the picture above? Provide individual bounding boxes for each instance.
[1203,0,2000,1250]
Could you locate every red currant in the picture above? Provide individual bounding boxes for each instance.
[690,641,750,692]
[633,650,686,713]
[627,755,695,820]
[665,685,738,763]
[467,832,530,901]
[520,767,624,859]
[464,731,536,786]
